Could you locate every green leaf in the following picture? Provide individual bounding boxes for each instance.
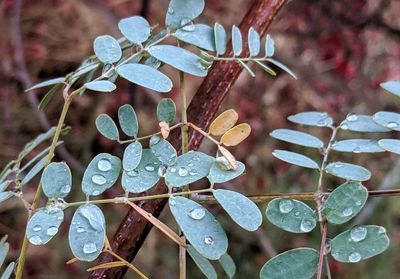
[71,63,100,81]
[373,111,400,131]
[157,98,176,124]
[324,181,368,224]
[340,114,390,132]
[248,27,260,57]
[254,60,277,76]
[165,151,215,188]
[1,262,15,279]
[380,81,400,97]
[169,196,228,260]
[118,16,151,44]
[267,58,297,79]
[122,141,143,171]
[150,136,177,166]
[325,162,371,181]
[18,127,56,160]
[148,45,207,77]
[331,225,390,263]
[121,149,161,193]
[265,34,275,57]
[272,150,319,169]
[165,0,205,29]
[0,192,13,204]
[266,198,317,233]
[287,111,333,127]
[187,245,217,279]
[378,139,400,155]
[231,25,242,56]
[214,23,227,55]
[270,129,324,149]
[25,77,65,92]
[175,24,215,51]
[41,162,72,199]
[214,189,262,231]
[331,139,384,153]
[0,181,10,192]
[81,153,121,196]
[118,104,139,137]
[219,253,236,278]
[27,208,64,245]
[260,248,319,279]
[38,83,62,110]
[95,114,119,141]
[20,156,48,186]
[68,204,105,262]
[117,63,173,92]
[0,236,9,269]
[84,81,116,92]
[207,159,245,183]
[238,60,255,77]
[93,35,122,64]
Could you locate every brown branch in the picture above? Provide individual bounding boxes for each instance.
[89,0,287,278]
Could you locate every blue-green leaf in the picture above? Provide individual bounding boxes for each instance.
[42,162,72,199]
[121,149,161,193]
[378,139,400,155]
[84,81,116,92]
[122,141,142,171]
[157,98,176,124]
[331,225,390,263]
[272,150,319,169]
[260,248,319,279]
[25,77,65,92]
[207,159,245,184]
[214,23,227,55]
[38,84,62,111]
[150,136,177,166]
[93,35,122,64]
[0,192,13,203]
[266,198,317,233]
[1,262,15,279]
[248,27,260,57]
[331,139,384,153]
[325,162,371,181]
[265,34,275,57]
[118,16,151,44]
[117,63,173,92]
[187,245,217,279]
[95,114,119,141]
[380,81,400,97]
[27,208,64,245]
[373,111,400,131]
[118,104,139,137]
[68,204,105,262]
[0,181,10,192]
[165,151,215,188]
[81,153,121,196]
[175,24,215,51]
[148,45,207,77]
[340,114,390,132]
[267,58,297,79]
[169,196,228,260]
[20,156,48,186]
[324,181,368,224]
[0,236,9,269]
[165,0,205,29]
[18,127,56,160]
[288,111,333,127]
[214,189,262,231]
[219,253,236,278]
[231,25,242,56]
[270,129,324,149]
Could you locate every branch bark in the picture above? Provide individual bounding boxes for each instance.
[89,0,286,278]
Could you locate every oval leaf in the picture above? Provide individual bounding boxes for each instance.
[266,198,317,233]
[219,253,236,279]
[231,25,242,56]
[340,114,390,132]
[380,80,400,97]
[331,225,390,263]
[165,0,205,29]
[373,111,400,131]
[287,111,333,127]
[221,123,251,146]
[95,114,119,141]
[378,139,400,155]
[68,204,105,262]
[187,245,217,279]
[325,162,371,181]
[27,208,64,245]
[324,181,368,224]
[42,162,72,199]
[118,104,139,137]
[150,136,177,166]
[169,196,228,260]
[272,150,319,169]
[214,23,227,55]
[208,160,245,183]
[175,24,215,51]
[157,98,176,124]
[270,129,324,149]
[209,109,239,136]
[332,139,384,153]
[81,153,121,196]
[85,81,116,92]
[248,27,260,57]
[93,35,122,64]
[122,141,143,171]
[265,34,275,57]
[118,16,151,44]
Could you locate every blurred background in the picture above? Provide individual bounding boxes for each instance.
[1,0,400,278]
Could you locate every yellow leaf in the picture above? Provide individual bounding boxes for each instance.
[221,123,251,146]
[218,146,238,170]
[159,121,170,138]
[209,109,239,136]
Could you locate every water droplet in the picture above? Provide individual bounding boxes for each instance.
[158,166,166,177]
[92,190,100,195]
[77,227,86,233]
[127,169,139,177]
[355,200,362,206]
[350,226,367,242]
[193,155,200,161]
[83,242,97,254]
[188,162,194,167]
[169,198,176,206]
[348,252,361,263]
[145,164,155,172]
[341,123,349,130]
[342,207,353,217]
[97,159,112,171]
[333,162,343,168]
[317,119,327,127]
[204,236,214,245]
[352,147,361,154]
[46,226,58,236]
[150,135,161,145]
[181,19,195,31]
[167,6,174,14]
[346,113,358,122]
[91,174,106,185]
[178,167,188,177]
[300,219,315,232]
[216,156,232,170]
[378,227,386,234]
[319,112,328,117]
[279,199,294,214]
[295,211,300,216]
[170,167,177,173]
[32,225,42,232]
[189,208,205,220]
[387,121,398,129]
[189,169,198,176]
[61,184,71,194]
[29,235,43,245]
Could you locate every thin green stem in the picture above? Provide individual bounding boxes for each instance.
[118,123,184,144]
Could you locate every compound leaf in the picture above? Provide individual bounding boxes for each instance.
[27,208,64,245]
[93,35,122,64]
[118,104,139,137]
[42,162,72,199]
[95,114,119,141]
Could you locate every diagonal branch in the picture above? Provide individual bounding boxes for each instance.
[89,1,287,278]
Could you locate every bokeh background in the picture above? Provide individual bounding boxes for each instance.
[1,0,400,278]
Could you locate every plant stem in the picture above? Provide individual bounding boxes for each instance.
[317,221,328,279]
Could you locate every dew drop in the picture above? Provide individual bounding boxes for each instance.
[170,167,177,173]
[204,236,214,245]
[61,184,71,194]
[83,242,97,254]
[46,226,58,236]
[169,198,176,206]
[92,190,101,196]
[189,169,198,176]
[300,219,315,232]
[158,166,167,177]
[352,147,361,154]
[355,200,362,206]
[346,113,358,122]
[77,227,86,233]
[189,208,205,220]
[378,227,386,234]
[97,159,112,171]
[167,6,174,15]
[341,123,349,130]
[333,162,343,168]
[181,20,195,31]
[317,119,327,127]
[127,169,139,177]
[294,211,300,216]
[178,167,188,177]
[193,155,200,161]
[145,164,155,172]
[188,162,194,167]
[29,235,43,245]
[91,174,107,185]
[32,225,42,232]
[279,199,294,214]
[350,226,367,242]
[150,135,161,145]
[342,207,353,217]
[348,252,361,263]
[387,121,399,129]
